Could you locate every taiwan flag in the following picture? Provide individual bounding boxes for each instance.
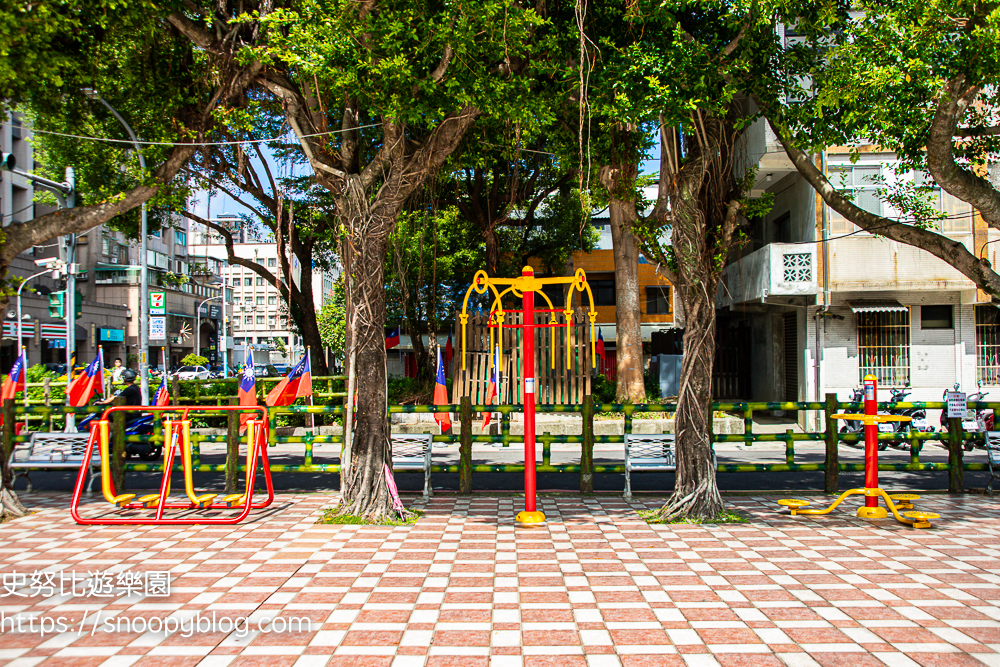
[481,344,500,432]
[385,327,400,350]
[266,349,313,406]
[238,346,257,429]
[0,349,27,402]
[596,327,606,371]
[433,347,451,432]
[154,349,169,406]
[67,350,103,407]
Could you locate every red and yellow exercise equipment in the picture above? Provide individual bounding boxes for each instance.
[778,375,940,528]
[71,405,274,525]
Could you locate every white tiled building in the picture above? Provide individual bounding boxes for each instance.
[723,113,1000,428]
[189,232,338,366]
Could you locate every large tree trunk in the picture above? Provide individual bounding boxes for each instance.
[337,179,405,520]
[647,112,740,522]
[599,154,646,403]
[659,200,724,519]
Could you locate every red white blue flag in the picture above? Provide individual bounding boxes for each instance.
[267,349,313,406]
[154,349,169,407]
[433,347,451,431]
[67,350,103,407]
[0,348,27,402]
[238,346,257,428]
[385,327,400,350]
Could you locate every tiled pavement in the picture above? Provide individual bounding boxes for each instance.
[0,493,999,667]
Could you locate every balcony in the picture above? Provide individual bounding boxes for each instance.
[718,243,817,307]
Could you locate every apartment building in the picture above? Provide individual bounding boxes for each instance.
[1,114,130,372]
[90,215,225,369]
[189,230,337,366]
[721,115,999,427]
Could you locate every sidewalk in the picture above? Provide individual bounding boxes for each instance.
[0,493,998,667]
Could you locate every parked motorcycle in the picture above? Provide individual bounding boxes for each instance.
[78,405,160,460]
[886,384,933,446]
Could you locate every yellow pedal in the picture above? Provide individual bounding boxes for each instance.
[223,493,245,507]
[138,494,160,508]
[777,499,810,515]
[901,510,939,528]
[112,494,136,507]
[889,493,920,509]
[194,494,217,508]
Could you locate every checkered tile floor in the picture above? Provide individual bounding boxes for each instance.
[0,492,998,667]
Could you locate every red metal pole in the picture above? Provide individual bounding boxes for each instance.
[522,266,537,516]
[860,373,885,516]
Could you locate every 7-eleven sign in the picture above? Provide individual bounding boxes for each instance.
[149,291,166,315]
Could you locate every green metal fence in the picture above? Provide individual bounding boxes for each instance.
[1,390,991,494]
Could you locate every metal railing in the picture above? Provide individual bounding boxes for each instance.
[1,392,989,494]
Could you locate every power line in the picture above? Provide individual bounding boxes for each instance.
[1,121,381,148]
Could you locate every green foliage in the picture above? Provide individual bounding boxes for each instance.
[318,508,423,526]
[317,279,346,360]
[387,377,434,405]
[591,374,617,404]
[638,508,749,524]
[181,354,209,367]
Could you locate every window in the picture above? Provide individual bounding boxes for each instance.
[175,230,186,246]
[976,306,1000,385]
[921,305,953,329]
[916,172,972,234]
[857,309,910,386]
[268,296,277,305]
[256,277,264,286]
[245,316,252,324]
[232,296,241,305]
[268,258,276,267]
[244,278,252,286]
[256,316,265,324]
[828,165,883,234]
[257,296,265,305]
[591,279,615,307]
[645,286,671,315]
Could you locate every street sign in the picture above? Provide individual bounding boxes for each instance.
[946,391,967,419]
[149,316,166,340]
[149,291,166,316]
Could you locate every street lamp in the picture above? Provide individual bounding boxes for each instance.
[17,260,66,353]
[82,87,149,405]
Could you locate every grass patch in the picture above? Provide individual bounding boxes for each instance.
[637,508,750,525]
[318,508,423,526]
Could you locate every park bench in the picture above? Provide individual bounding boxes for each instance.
[624,433,717,499]
[8,431,100,493]
[391,433,433,498]
[985,431,1000,497]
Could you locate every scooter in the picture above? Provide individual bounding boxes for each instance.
[78,406,160,460]
[839,387,867,444]
[886,384,933,445]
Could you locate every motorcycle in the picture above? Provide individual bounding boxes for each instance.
[886,384,933,446]
[839,387,866,438]
[78,404,160,460]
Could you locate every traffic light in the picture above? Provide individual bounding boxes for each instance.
[48,291,65,318]
[75,290,83,320]
[0,153,15,171]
